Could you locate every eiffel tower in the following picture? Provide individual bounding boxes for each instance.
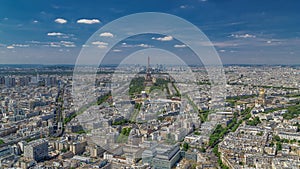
[144,56,153,87]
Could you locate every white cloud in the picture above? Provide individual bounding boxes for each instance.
[91,41,108,46]
[152,35,173,41]
[47,32,64,36]
[49,41,76,48]
[112,49,122,52]
[230,33,256,38]
[60,41,76,47]
[77,19,100,24]
[213,42,238,47]
[137,44,152,48]
[91,41,108,48]
[196,41,238,47]
[47,32,74,39]
[12,44,29,47]
[97,45,107,49]
[4,44,29,49]
[50,42,60,47]
[27,40,41,44]
[180,5,187,9]
[121,43,152,48]
[100,32,114,37]
[174,44,187,48]
[121,43,132,47]
[55,18,67,24]
[180,5,194,9]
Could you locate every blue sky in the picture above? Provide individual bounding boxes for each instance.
[0,0,299,64]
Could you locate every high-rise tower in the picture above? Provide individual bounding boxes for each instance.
[146,56,151,81]
[144,56,153,88]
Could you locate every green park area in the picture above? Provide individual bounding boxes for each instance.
[116,127,132,143]
[0,139,4,145]
[129,77,145,96]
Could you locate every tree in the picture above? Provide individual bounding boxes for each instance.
[213,145,220,157]
[121,127,131,136]
[273,135,281,142]
[182,142,189,151]
[276,142,282,151]
[246,116,261,126]
[61,148,68,153]
[0,139,4,145]
[194,131,200,135]
[200,146,206,153]
[209,124,226,146]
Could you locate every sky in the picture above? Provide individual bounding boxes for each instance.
[0,0,300,65]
